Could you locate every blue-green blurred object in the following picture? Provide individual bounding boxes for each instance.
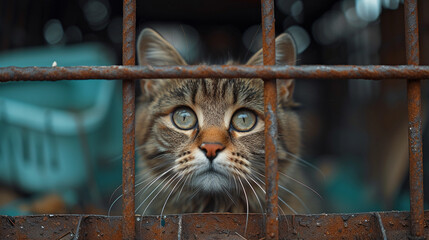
[321,157,382,213]
[0,44,122,193]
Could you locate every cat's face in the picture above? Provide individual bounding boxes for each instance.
[136,28,300,205]
[141,77,266,193]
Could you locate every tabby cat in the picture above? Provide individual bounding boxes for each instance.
[135,28,312,216]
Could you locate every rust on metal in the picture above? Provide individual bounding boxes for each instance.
[122,0,136,239]
[261,0,279,239]
[1,65,429,82]
[1,212,428,239]
[404,0,424,238]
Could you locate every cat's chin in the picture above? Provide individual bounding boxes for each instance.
[192,170,230,193]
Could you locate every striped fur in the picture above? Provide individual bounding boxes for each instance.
[135,28,310,215]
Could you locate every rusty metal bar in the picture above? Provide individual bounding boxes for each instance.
[1,65,429,82]
[1,212,428,239]
[122,0,136,239]
[405,0,424,238]
[261,0,278,239]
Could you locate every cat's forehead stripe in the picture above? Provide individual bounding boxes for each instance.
[153,78,264,117]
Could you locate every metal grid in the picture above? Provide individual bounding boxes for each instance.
[0,0,426,239]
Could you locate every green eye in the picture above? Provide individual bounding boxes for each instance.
[172,107,197,130]
[231,109,257,132]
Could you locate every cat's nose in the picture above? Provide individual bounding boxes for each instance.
[200,142,225,161]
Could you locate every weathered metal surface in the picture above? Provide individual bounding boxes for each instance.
[1,212,428,239]
[405,0,424,238]
[261,0,279,238]
[122,0,136,240]
[264,79,279,240]
[404,0,420,66]
[1,65,429,82]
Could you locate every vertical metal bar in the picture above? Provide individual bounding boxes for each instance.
[122,0,136,239]
[404,0,424,238]
[261,0,278,239]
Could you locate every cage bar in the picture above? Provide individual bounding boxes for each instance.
[122,0,136,239]
[404,0,424,238]
[1,65,429,82]
[260,0,279,239]
[1,212,427,239]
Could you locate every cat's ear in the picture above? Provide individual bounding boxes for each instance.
[278,79,297,107]
[137,28,187,66]
[246,33,296,66]
[246,33,297,105]
[137,28,187,100]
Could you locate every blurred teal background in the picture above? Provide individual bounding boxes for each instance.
[0,43,123,215]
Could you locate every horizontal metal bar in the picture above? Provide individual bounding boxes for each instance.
[1,212,428,239]
[1,65,429,82]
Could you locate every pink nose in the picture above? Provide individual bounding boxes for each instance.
[200,142,225,161]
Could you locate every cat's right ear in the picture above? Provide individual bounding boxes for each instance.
[246,33,298,106]
[137,28,187,100]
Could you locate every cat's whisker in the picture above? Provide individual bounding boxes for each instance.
[277,199,287,216]
[237,176,249,235]
[135,167,175,213]
[249,170,293,216]
[160,174,185,218]
[175,174,191,202]
[232,174,239,195]
[186,172,203,202]
[141,173,180,216]
[108,153,172,213]
[243,176,264,214]
[283,151,325,178]
[136,176,170,214]
[188,186,202,201]
[134,174,170,206]
[135,175,162,194]
[108,184,123,209]
[247,173,265,194]
[278,196,297,215]
[251,165,322,200]
[278,171,323,200]
[134,160,173,185]
[278,185,310,213]
[251,168,310,213]
[108,193,123,217]
[230,175,237,196]
[108,175,156,216]
[245,174,270,224]
[135,162,174,181]
[224,188,237,207]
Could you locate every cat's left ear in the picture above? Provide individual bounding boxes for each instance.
[136,28,188,101]
[246,33,297,105]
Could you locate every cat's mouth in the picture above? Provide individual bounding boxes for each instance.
[192,167,230,192]
[202,168,227,178]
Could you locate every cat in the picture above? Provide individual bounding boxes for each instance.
[134,28,314,216]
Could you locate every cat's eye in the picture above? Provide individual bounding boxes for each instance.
[172,107,197,130]
[231,109,257,132]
